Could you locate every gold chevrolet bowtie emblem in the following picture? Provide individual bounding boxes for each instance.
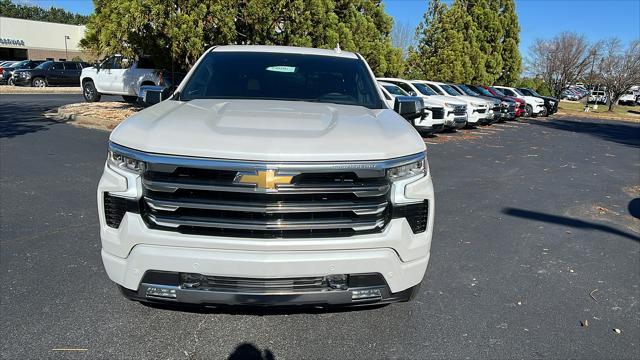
[235,170,293,190]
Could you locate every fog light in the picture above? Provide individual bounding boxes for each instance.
[145,286,177,299]
[326,274,348,290]
[352,288,382,300]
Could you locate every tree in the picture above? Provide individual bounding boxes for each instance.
[408,0,521,83]
[527,32,599,99]
[468,0,504,83]
[405,0,447,79]
[597,39,640,111]
[80,0,403,76]
[496,0,521,85]
[391,21,415,57]
[0,0,89,25]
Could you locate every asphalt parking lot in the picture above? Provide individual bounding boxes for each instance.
[1,94,638,359]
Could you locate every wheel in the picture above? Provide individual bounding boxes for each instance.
[83,80,101,102]
[31,77,46,87]
[7,77,14,86]
[541,107,549,117]
[122,95,138,103]
[525,104,533,118]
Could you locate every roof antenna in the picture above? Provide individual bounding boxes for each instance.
[334,43,341,54]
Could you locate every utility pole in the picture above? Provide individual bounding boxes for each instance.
[64,35,70,60]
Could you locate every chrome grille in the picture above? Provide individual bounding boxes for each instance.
[123,148,419,238]
[453,105,467,116]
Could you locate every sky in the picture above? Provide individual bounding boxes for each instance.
[15,0,640,57]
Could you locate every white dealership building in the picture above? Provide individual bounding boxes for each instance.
[0,16,86,61]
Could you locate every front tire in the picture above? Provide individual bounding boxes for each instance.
[7,77,14,86]
[31,77,46,87]
[525,104,533,118]
[83,80,101,102]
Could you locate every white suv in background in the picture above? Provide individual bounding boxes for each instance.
[494,86,545,117]
[379,81,445,134]
[423,81,493,126]
[378,78,467,130]
[81,55,163,103]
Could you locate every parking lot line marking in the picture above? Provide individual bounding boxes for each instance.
[52,349,88,352]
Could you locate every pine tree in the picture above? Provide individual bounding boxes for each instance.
[406,0,447,79]
[468,0,504,83]
[496,0,521,85]
[81,0,403,76]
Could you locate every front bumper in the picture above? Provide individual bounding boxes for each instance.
[10,76,30,86]
[444,114,467,129]
[106,246,429,306]
[99,161,435,306]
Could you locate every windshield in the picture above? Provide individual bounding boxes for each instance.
[490,87,506,96]
[11,60,28,68]
[440,84,461,96]
[35,61,52,69]
[382,84,409,96]
[469,85,494,97]
[512,88,525,96]
[529,89,542,97]
[457,84,480,96]
[412,82,437,96]
[180,51,384,109]
[425,83,444,95]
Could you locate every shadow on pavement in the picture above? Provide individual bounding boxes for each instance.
[502,207,640,242]
[0,101,59,138]
[526,118,640,148]
[629,198,640,219]
[228,343,275,360]
[140,300,389,315]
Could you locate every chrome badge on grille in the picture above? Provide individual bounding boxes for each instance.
[234,169,293,190]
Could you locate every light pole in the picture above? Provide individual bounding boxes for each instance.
[64,35,70,60]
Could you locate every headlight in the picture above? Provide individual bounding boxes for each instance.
[549,101,556,105]
[443,102,454,109]
[108,149,145,173]
[387,157,427,181]
[471,102,484,107]
[20,72,30,78]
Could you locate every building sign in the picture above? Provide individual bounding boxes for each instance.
[0,38,26,46]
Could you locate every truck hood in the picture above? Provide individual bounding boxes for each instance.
[522,96,544,105]
[454,95,490,107]
[417,95,465,107]
[110,99,426,162]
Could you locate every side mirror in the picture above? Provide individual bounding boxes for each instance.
[139,85,172,107]
[409,91,417,96]
[394,96,423,120]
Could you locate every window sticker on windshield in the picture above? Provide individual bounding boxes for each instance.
[266,66,296,73]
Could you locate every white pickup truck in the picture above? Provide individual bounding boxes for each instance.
[81,55,162,103]
[423,81,494,126]
[494,86,546,117]
[378,81,445,134]
[98,45,434,307]
[378,78,468,130]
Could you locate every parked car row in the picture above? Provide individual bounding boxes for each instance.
[375,78,557,135]
[561,85,589,101]
[0,55,183,104]
[0,60,90,87]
